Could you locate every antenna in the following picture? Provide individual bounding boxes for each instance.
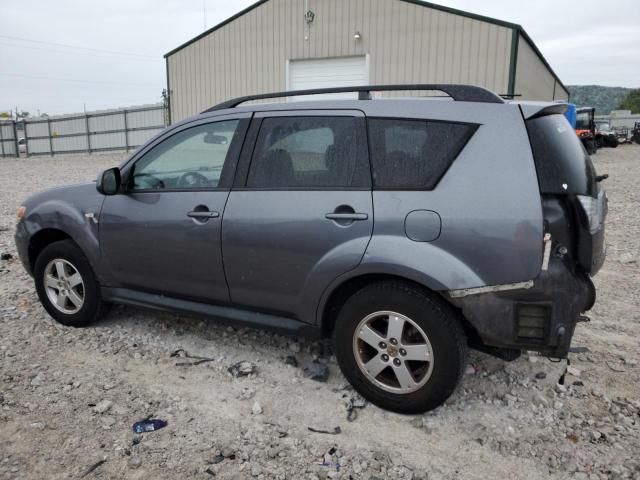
[202,0,207,30]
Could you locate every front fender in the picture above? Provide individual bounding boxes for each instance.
[19,183,106,281]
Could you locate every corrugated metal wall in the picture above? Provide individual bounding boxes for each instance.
[167,0,514,122]
[514,34,568,101]
[0,122,18,157]
[23,105,166,156]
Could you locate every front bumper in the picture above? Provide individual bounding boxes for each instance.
[14,221,32,275]
[449,257,595,358]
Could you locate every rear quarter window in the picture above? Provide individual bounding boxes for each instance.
[368,118,477,189]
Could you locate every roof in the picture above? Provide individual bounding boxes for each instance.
[164,0,567,95]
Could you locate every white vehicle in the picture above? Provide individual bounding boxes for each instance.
[18,137,26,154]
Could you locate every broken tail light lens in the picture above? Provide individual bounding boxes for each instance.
[577,191,606,234]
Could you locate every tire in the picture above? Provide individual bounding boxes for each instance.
[333,281,467,414]
[33,240,107,327]
[607,136,618,148]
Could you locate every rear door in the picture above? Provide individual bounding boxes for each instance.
[222,110,372,323]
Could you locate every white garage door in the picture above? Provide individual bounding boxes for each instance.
[288,56,368,100]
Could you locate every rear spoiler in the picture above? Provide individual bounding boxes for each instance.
[516,102,568,120]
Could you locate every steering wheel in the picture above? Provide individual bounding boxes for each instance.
[178,171,210,188]
[133,173,165,190]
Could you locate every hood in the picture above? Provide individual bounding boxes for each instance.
[22,182,98,209]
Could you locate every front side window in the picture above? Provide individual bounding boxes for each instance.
[246,116,368,188]
[131,119,240,191]
[368,118,477,189]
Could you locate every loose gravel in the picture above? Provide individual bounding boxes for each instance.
[0,147,639,479]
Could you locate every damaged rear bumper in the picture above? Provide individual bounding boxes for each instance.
[448,257,595,359]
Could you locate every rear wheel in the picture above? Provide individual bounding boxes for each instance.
[34,240,107,327]
[333,281,467,414]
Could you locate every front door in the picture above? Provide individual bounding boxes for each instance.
[222,111,373,323]
[99,114,249,303]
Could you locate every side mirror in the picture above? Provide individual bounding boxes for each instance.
[96,167,121,195]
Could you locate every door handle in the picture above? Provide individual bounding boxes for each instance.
[187,210,220,219]
[325,213,368,221]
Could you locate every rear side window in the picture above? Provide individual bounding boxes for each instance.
[246,116,369,188]
[526,114,596,196]
[368,118,477,189]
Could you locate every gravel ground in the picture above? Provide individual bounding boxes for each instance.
[0,146,639,480]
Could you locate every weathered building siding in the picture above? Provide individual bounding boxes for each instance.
[514,34,569,101]
[167,0,514,122]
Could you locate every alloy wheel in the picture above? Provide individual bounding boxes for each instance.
[43,258,85,314]
[352,311,434,394]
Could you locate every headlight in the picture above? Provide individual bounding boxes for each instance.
[16,206,26,221]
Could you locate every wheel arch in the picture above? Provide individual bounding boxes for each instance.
[319,273,480,343]
[28,228,74,272]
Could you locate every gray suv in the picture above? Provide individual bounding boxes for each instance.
[14,85,607,413]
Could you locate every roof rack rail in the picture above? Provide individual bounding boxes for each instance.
[203,84,504,112]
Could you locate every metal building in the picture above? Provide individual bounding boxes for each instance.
[165,0,568,123]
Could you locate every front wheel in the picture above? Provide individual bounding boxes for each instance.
[333,281,467,414]
[34,240,107,327]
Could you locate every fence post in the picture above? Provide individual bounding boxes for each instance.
[84,113,91,154]
[47,117,54,156]
[0,123,5,158]
[12,121,18,158]
[123,110,129,152]
[23,120,29,157]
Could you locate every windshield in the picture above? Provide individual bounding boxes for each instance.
[527,114,597,197]
[576,112,591,130]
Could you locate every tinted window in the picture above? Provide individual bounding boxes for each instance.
[368,118,477,189]
[246,116,368,188]
[527,114,596,196]
[132,120,240,191]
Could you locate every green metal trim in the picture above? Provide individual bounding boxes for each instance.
[164,0,269,58]
[399,0,520,30]
[508,28,519,96]
[165,56,171,125]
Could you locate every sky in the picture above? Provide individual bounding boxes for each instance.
[1,0,638,116]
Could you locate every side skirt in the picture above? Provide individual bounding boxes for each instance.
[101,287,322,338]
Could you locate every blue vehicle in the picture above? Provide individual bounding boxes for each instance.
[564,103,577,129]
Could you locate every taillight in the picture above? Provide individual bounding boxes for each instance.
[577,192,606,234]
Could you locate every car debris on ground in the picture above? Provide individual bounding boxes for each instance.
[227,360,256,377]
[303,360,330,382]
